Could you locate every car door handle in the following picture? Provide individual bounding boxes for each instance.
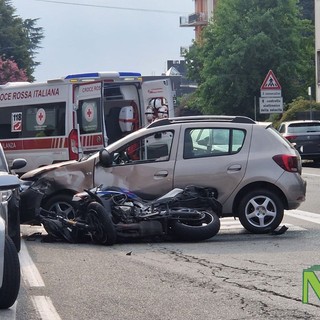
[227,164,242,172]
[154,170,168,178]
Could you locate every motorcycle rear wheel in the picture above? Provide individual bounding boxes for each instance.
[171,211,220,241]
[86,202,117,245]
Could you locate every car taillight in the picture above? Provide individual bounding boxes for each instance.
[68,129,79,160]
[283,135,297,142]
[272,154,299,173]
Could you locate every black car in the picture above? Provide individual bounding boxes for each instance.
[0,144,26,252]
[278,120,320,162]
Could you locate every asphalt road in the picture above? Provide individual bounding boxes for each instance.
[2,162,320,320]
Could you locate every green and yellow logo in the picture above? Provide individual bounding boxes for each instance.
[302,265,320,304]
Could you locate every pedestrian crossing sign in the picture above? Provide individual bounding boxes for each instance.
[260,70,281,90]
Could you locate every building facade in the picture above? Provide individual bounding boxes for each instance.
[180,0,217,42]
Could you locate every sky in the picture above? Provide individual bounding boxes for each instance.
[10,0,195,82]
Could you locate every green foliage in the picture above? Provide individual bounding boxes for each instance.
[176,93,203,116]
[186,0,315,119]
[0,0,43,81]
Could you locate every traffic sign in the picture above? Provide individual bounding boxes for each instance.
[259,97,283,114]
[260,89,282,97]
[261,70,281,90]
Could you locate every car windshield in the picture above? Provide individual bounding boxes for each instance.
[287,123,320,133]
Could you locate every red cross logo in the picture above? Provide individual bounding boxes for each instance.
[38,112,44,121]
[36,108,46,125]
[87,108,92,119]
[84,104,94,122]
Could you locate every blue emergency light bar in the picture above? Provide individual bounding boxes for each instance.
[65,71,142,80]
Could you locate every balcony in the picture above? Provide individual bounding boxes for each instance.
[180,12,208,27]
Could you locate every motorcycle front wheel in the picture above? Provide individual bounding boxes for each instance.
[171,211,220,242]
[86,202,117,245]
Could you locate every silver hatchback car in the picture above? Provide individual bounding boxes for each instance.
[21,116,306,234]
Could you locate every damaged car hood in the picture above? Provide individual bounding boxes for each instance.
[20,160,78,179]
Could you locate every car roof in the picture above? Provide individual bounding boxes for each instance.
[147,116,256,128]
[281,120,320,125]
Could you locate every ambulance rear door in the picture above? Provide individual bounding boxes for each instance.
[141,79,175,126]
[74,81,105,155]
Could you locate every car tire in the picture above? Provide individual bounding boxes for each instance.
[8,190,21,252]
[238,189,284,234]
[44,194,76,219]
[9,220,21,253]
[0,235,21,309]
[86,202,117,245]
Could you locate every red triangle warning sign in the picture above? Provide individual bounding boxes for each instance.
[260,70,281,90]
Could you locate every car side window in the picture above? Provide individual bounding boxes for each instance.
[112,130,174,165]
[183,128,245,159]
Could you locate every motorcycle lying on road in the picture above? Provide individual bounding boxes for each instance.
[36,185,222,245]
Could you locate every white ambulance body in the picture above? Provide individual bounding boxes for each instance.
[0,71,174,173]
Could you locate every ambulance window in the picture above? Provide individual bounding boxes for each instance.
[23,102,66,137]
[0,107,22,139]
[78,98,101,134]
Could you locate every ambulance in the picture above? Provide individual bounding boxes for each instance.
[0,71,174,173]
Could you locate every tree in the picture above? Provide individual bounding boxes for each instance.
[0,0,43,81]
[185,0,314,119]
[0,57,28,84]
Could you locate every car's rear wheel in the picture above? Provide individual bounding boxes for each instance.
[238,189,284,234]
[44,194,76,219]
[0,235,20,309]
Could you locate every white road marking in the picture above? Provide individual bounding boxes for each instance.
[285,209,320,225]
[20,240,45,287]
[302,172,320,177]
[220,217,306,231]
[31,296,62,320]
[19,235,61,320]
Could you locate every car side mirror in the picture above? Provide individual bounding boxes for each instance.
[10,158,27,171]
[99,149,113,168]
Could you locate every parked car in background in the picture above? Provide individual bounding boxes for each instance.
[0,174,21,309]
[20,116,306,234]
[278,120,320,162]
[0,143,27,252]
